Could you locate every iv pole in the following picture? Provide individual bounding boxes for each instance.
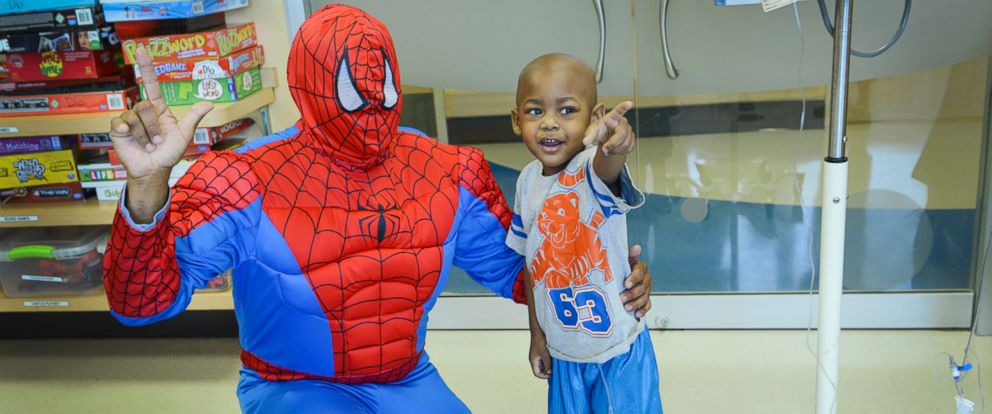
[816,0,853,413]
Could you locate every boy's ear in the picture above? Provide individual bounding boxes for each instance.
[592,103,606,121]
[510,107,522,135]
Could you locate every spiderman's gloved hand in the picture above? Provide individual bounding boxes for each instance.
[109,44,214,223]
[621,245,653,319]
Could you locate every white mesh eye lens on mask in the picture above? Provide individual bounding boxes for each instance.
[336,51,367,112]
[382,54,397,109]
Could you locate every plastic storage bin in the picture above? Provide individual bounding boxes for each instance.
[0,227,108,298]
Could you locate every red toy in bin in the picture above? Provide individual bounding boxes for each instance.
[200,269,231,292]
[0,227,108,297]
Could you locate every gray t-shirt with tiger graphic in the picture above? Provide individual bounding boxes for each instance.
[506,147,645,363]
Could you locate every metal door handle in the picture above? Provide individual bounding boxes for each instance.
[661,0,679,79]
[594,0,605,83]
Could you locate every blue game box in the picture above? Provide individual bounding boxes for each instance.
[101,0,249,22]
[0,0,98,16]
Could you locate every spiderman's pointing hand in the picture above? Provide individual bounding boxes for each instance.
[108,45,214,223]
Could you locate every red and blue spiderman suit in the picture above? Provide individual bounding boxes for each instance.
[102,5,527,385]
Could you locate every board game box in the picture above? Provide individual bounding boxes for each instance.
[134,45,261,82]
[0,0,98,16]
[1,181,90,203]
[0,73,134,95]
[0,26,118,53]
[77,118,252,149]
[113,12,223,39]
[0,136,76,156]
[0,150,78,190]
[102,0,248,23]
[0,6,103,32]
[0,87,138,116]
[142,66,260,105]
[122,22,255,63]
[4,50,121,82]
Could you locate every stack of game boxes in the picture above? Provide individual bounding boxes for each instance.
[73,116,250,293]
[76,117,254,201]
[0,1,130,204]
[82,0,262,205]
[0,1,260,207]
[103,0,262,107]
[0,1,133,117]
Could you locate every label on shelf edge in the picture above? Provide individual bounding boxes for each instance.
[0,215,39,222]
[22,275,65,283]
[23,300,69,307]
[0,127,18,133]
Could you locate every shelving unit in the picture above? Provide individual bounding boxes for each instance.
[0,199,118,228]
[0,84,276,231]
[0,2,291,320]
[0,289,233,312]
[0,87,275,313]
[0,87,275,138]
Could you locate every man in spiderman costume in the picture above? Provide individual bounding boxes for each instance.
[103,5,652,412]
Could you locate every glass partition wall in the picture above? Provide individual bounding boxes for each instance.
[631,0,988,296]
[294,0,992,328]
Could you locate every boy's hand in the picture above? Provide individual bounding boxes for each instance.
[582,101,635,156]
[530,333,553,379]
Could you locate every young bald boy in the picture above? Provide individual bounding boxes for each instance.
[505,53,663,413]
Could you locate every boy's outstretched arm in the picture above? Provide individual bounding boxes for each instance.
[584,101,636,195]
[583,102,652,317]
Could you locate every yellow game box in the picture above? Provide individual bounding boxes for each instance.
[0,150,78,190]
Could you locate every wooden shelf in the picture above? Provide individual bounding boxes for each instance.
[0,87,275,138]
[0,80,277,228]
[0,199,119,228]
[0,289,233,312]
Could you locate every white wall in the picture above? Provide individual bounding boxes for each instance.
[304,0,992,96]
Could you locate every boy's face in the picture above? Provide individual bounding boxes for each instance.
[512,65,603,176]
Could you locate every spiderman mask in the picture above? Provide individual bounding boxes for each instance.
[288,5,403,171]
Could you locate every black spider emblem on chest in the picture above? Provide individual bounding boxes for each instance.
[357,201,402,243]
